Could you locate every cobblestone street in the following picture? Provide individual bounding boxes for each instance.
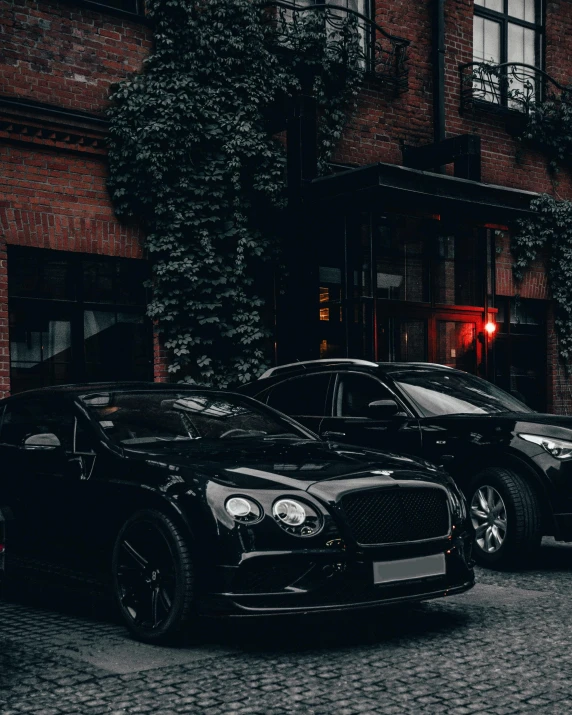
[2,538,572,715]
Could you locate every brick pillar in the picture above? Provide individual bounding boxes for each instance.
[153,325,170,383]
[0,237,9,398]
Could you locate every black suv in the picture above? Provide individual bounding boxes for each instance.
[239,359,572,568]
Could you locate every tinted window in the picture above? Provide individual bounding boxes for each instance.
[391,369,533,417]
[266,374,331,416]
[336,373,395,418]
[80,391,314,448]
[0,399,75,450]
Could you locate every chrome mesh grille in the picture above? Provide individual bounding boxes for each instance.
[341,487,450,545]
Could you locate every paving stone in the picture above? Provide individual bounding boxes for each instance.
[0,538,572,714]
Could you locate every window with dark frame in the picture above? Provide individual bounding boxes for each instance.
[473,0,543,107]
[8,248,153,394]
[81,0,144,15]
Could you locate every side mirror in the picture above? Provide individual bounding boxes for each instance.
[368,399,401,418]
[24,433,62,450]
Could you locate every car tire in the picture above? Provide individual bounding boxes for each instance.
[467,467,542,569]
[112,509,195,644]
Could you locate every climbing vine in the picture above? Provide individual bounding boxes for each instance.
[107,0,362,387]
[517,90,572,173]
[513,194,572,363]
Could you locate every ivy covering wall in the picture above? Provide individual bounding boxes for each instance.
[107,0,361,387]
[514,195,572,364]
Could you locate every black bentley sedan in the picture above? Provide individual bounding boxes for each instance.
[0,383,473,643]
[239,359,572,569]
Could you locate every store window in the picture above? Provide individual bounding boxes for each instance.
[8,248,152,394]
[473,0,543,106]
[493,296,546,410]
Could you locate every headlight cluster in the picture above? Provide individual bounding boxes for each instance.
[225,497,262,523]
[224,495,322,537]
[519,433,572,460]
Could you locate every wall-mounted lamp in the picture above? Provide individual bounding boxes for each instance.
[484,320,497,337]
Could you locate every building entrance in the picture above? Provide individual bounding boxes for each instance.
[317,211,488,375]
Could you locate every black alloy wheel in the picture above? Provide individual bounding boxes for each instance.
[468,467,542,569]
[112,509,194,644]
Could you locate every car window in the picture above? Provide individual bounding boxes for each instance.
[335,373,395,418]
[79,390,315,448]
[0,399,75,450]
[389,369,533,417]
[265,374,331,416]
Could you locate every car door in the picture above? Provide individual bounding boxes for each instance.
[319,371,423,456]
[262,372,332,434]
[0,396,91,565]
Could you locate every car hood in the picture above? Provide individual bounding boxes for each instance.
[126,438,449,492]
[474,412,572,439]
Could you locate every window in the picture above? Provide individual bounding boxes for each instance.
[493,297,547,410]
[284,0,370,65]
[473,0,543,106]
[335,373,395,418]
[266,374,331,416]
[81,0,144,15]
[0,399,75,450]
[8,248,152,394]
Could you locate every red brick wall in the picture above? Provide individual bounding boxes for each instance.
[0,0,152,113]
[335,0,572,198]
[0,145,146,397]
[0,146,143,255]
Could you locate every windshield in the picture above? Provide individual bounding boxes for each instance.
[79,390,314,447]
[389,369,534,417]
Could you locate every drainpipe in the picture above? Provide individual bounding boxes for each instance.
[433,0,446,165]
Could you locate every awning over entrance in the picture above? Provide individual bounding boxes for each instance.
[306,162,539,224]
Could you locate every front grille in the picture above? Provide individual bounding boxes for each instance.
[341,487,450,545]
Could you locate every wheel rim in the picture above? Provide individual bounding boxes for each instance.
[116,521,177,631]
[470,485,508,554]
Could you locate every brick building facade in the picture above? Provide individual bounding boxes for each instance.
[0,0,569,411]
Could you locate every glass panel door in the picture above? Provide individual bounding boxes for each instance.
[378,317,428,362]
[436,319,478,373]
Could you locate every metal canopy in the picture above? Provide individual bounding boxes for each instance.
[306,161,538,223]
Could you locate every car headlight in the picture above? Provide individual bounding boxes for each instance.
[225,496,263,523]
[519,433,572,460]
[272,498,322,537]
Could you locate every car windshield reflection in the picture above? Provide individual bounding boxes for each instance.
[389,370,534,418]
[79,391,313,447]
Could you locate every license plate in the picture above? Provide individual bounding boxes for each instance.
[373,553,446,585]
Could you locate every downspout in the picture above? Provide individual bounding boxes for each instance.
[433,0,446,166]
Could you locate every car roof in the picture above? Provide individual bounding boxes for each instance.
[3,382,208,401]
[254,359,455,382]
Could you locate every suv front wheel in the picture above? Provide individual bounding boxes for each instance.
[467,467,542,569]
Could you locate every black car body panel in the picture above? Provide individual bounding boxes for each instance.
[238,361,572,542]
[0,507,5,581]
[0,382,474,617]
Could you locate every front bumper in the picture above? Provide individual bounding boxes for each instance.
[198,531,474,616]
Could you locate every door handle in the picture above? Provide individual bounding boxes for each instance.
[322,431,346,439]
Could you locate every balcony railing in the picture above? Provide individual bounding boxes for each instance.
[460,62,567,114]
[260,1,410,93]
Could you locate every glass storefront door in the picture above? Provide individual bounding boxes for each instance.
[316,210,488,376]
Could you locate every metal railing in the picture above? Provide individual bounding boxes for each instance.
[460,61,567,114]
[260,1,410,93]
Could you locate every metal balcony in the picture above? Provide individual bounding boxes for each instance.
[260,1,410,94]
[459,61,567,115]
